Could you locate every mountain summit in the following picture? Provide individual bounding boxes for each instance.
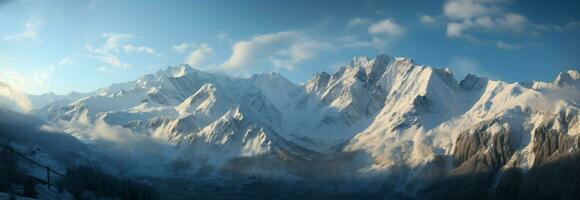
[5,54,578,198]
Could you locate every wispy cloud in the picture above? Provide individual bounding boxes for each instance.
[3,19,42,42]
[495,40,530,50]
[340,35,389,49]
[341,18,404,49]
[0,56,72,94]
[533,21,580,32]
[172,42,190,53]
[347,18,371,27]
[97,66,118,75]
[123,45,156,55]
[85,33,158,71]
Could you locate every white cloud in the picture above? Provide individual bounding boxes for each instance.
[438,0,577,50]
[0,69,27,92]
[85,46,132,69]
[184,43,213,67]
[441,0,529,49]
[347,18,371,27]
[445,13,528,37]
[474,16,494,28]
[99,33,134,52]
[341,18,404,49]
[222,31,298,70]
[86,33,157,70]
[57,118,173,167]
[222,31,330,72]
[173,42,190,53]
[32,65,55,89]
[368,19,404,36]
[0,81,32,112]
[420,15,438,25]
[3,20,42,42]
[0,57,72,94]
[442,0,579,43]
[534,20,580,32]
[97,66,118,75]
[340,35,389,49]
[57,57,73,66]
[495,40,527,50]
[173,42,213,67]
[443,0,501,19]
[446,22,465,37]
[495,13,527,33]
[123,44,157,55]
[270,40,331,70]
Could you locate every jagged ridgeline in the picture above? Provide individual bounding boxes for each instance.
[0,54,578,199]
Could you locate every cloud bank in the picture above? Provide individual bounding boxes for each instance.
[222,31,331,72]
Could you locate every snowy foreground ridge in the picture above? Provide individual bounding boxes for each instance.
[1,54,579,196]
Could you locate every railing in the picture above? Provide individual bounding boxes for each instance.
[0,144,74,189]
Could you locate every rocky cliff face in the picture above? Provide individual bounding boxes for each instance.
[452,121,517,173]
[532,117,579,165]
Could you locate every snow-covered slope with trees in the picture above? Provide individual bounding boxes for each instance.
[5,55,576,195]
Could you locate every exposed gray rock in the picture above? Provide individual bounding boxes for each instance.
[532,122,579,165]
[452,120,516,174]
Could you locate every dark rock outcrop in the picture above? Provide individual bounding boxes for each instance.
[452,120,516,174]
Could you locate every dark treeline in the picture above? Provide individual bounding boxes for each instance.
[421,153,580,200]
[0,147,38,198]
[1,145,159,200]
[59,165,160,200]
[157,178,395,200]
[157,154,580,200]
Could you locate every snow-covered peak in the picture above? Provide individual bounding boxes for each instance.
[250,72,295,90]
[346,54,395,83]
[225,106,244,121]
[349,56,370,67]
[30,54,580,184]
[374,53,392,64]
[305,72,330,92]
[349,54,392,67]
[157,64,196,78]
[460,73,488,91]
[176,83,233,124]
[554,69,580,87]
[176,84,219,113]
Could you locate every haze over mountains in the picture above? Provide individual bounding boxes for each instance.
[1,54,579,199]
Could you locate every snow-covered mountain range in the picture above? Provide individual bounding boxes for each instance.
[1,54,578,197]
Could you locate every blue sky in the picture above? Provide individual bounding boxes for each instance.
[1,0,579,94]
